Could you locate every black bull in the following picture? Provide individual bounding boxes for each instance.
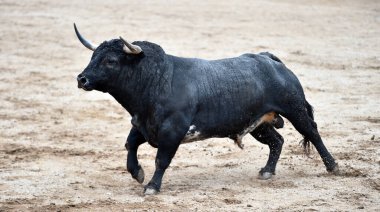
[74,24,338,195]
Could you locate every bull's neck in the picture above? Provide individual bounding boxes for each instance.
[108,86,150,117]
[108,55,172,117]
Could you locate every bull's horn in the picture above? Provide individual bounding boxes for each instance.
[74,23,97,51]
[120,36,142,54]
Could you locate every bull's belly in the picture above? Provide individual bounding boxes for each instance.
[182,117,250,143]
[181,112,278,148]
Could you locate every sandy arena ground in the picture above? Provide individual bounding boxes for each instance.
[0,0,379,211]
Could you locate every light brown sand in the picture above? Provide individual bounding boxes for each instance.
[1,0,379,211]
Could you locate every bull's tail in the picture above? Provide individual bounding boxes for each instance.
[302,100,315,155]
[305,100,314,120]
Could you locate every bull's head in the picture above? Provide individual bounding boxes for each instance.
[74,23,143,92]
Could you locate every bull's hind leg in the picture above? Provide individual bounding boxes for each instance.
[283,104,338,173]
[125,127,147,184]
[250,124,284,179]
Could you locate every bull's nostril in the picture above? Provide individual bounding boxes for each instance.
[80,77,87,84]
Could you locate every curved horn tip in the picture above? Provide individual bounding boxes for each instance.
[73,23,79,35]
[73,23,79,33]
[119,36,126,44]
[74,23,97,51]
[120,36,142,54]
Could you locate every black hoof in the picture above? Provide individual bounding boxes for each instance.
[144,183,160,195]
[131,165,145,184]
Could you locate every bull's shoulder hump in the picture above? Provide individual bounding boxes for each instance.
[240,53,258,58]
[257,52,283,64]
[170,54,251,62]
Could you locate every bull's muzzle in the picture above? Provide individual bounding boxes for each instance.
[77,74,92,91]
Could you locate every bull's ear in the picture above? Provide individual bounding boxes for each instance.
[120,36,142,54]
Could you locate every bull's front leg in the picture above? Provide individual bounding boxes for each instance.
[126,127,147,184]
[143,118,187,195]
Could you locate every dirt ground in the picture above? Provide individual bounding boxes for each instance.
[0,0,379,211]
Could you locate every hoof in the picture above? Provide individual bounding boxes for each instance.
[135,167,145,184]
[258,172,273,180]
[328,163,340,175]
[144,184,159,195]
[130,166,145,184]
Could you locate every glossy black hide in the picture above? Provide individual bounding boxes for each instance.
[76,38,338,195]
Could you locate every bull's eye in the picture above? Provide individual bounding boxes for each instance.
[105,58,118,67]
